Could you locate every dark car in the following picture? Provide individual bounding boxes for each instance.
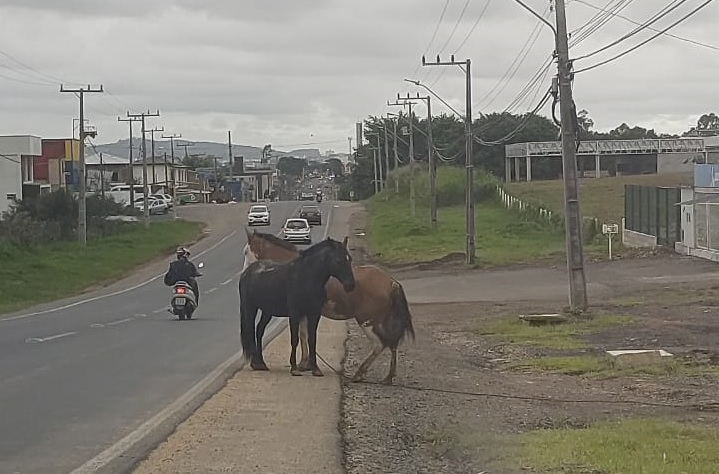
[299,205,322,225]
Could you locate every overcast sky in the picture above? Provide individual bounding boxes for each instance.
[0,0,716,152]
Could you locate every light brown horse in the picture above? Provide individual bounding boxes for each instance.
[243,228,415,384]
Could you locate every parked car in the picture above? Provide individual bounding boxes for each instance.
[281,218,311,244]
[299,205,322,225]
[247,204,270,226]
[150,193,174,209]
[133,197,169,215]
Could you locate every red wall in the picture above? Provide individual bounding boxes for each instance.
[34,140,67,181]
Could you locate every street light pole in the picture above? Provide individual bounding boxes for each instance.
[162,133,181,219]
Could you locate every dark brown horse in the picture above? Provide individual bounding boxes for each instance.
[242,229,415,384]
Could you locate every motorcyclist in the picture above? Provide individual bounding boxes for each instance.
[164,246,202,303]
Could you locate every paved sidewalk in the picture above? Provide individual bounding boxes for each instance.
[133,318,347,474]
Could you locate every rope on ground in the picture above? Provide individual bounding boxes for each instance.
[316,353,719,411]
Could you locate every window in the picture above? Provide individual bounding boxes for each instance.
[6,193,17,201]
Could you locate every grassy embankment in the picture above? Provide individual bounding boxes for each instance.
[0,220,203,315]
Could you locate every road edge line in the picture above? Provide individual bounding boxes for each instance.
[69,353,246,474]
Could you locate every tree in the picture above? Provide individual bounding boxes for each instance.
[325,158,344,177]
[684,113,719,137]
[277,156,306,176]
[181,154,214,170]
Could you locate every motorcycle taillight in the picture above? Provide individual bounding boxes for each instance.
[175,287,186,294]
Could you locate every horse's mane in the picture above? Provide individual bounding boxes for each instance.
[299,238,339,257]
[253,231,298,252]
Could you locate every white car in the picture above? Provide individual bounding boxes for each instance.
[134,198,169,215]
[247,204,270,226]
[281,218,311,244]
[150,193,174,209]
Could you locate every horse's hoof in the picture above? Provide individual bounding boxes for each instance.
[350,372,364,383]
[290,368,303,376]
[311,368,324,377]
[381,377,394,386]
[251,361,269,371]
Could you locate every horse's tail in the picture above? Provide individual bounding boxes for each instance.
[238,279,255,361]
[388,280,415,346]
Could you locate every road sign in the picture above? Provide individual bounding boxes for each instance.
[602,223,619,235]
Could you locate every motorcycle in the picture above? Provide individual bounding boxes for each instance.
[170,262,204,320]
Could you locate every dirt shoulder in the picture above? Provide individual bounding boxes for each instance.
[341,205,719,473]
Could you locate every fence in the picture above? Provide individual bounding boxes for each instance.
[624,185,681,246]
[495,184,600,240]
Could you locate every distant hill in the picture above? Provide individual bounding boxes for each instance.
[90,138,321,163]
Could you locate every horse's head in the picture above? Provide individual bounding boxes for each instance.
[313,236,355,292]
[248,230,299,263]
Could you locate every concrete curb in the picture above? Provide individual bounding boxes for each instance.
[70,353,247,474]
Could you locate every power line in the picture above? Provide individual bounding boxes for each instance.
[574,0,691,61]
[436,0,472,55]
[575,0,717,73]
[453,0,494,54]
[575,0,719,51]
[412,0,452,79]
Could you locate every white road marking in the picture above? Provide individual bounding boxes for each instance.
[220,277,234,286]
[25,331,78,344]
[206,287,217,294]
[90,323,105,328]
[152,308,167,314]
[106,317,134,326]
[135,313,148,318]
[1,230,237,323]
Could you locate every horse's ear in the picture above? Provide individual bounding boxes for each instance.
[342,236,348,247]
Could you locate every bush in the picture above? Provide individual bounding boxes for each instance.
[0,190,133,246]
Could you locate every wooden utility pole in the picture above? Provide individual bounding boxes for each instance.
[422,55,475,265]
[60,84,104,247]
[127,110,160,227]
[118,115,141,206]
[162,132,182,219]
[145,126,164,187]
[555,0,589,310]
[388,98,417,217]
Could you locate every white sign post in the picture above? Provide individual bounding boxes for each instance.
[602,223,619,260]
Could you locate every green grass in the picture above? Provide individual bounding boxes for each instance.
[367,198,565,266]
[475,314,633,350]
[509,355,719,378]
[506,173,692,226]
[513,418,719,474]
[0,220,203,315]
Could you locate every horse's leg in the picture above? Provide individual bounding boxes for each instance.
[351,324,386,382]
[298,317,311,372]
[382,348,398,385]
[251,311,271,371]
[307,313,323,377]
[289,317,302,376]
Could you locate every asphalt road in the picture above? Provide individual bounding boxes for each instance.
[0,200,335,474]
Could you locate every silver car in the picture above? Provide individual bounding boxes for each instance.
[281,218,311,244]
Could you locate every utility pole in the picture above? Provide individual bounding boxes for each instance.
[422,55,475,265]
[382,119,391,201]
[177,143,194,160]
[99,152,105,198]
[127,110,160,227]
[118,116,141,206]
[404,91,436,228]
[389,97,417,217]
[366,133,380,194]
[228,131,233,174]
[388,112,400,194]
[555,0,589,310]
[60,84,104,247]
[145,126,164,188]
[162,132,182,219]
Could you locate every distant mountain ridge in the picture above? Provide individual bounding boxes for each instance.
[89,138,322,162]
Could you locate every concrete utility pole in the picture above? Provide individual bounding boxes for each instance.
[162,132,181,219]
[118,116,142,206]
[127,110,160,227]
[382,118,391,201]
[60,84,104,247]
[387,112,401,194]
[554,0,589,310]
[366,133,380,194]
[228,131,233,173]
[422,55,475,265]
[145,126,164,187]
[177,143,194,160]
[388,98,417,217]
[402,89,436,228]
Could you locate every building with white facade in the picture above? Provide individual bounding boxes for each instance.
[0,135,42,215]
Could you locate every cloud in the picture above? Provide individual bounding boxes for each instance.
[0,0,717,149]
